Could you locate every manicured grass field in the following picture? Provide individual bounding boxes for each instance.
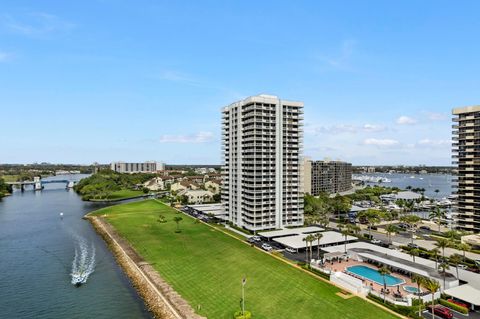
[91,200,398,319]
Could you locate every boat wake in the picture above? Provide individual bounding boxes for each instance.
[70,237,95,287]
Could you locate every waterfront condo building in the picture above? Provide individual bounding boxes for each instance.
[221,94,304,231]
[110,161,165,174]
[304,159,352,195]
[452,105,480,232]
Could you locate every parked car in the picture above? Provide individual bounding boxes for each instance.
[407,243,419,249]
[251,236,261,242]
[427,305,453,319]
[419,225,431,231]
[458,264,468,270]
[447,298,469,309]
[261,243,273,251]
[285,247,296,253]
[247,237,256,243]
[371,239,382,244]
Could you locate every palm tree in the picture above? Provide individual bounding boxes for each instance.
[358,209,381,238]
[400,214,421,244]
[340,226,350,253]
[314,232,323,260]
[458,242,471,262]
[449,254,462,279]
[173,216,183,232]
[435,238,449,261]
[302,237,309,264]
[306,234,315,262]
[378,266,391,303]
[438,261,450,290]
[429,206,446,232]
[431,248,440,269]
[385,224,398,244]
[421,278,440,319]
[412,274,425,317]
[409,248,420,263]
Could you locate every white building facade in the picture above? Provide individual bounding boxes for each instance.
[110,161,165,173]
[221,94,304,231]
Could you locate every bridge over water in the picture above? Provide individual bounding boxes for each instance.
[7,176,77,191]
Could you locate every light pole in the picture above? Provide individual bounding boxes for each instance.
[242,277,246,315]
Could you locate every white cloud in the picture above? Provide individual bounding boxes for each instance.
[363,138,399,147]
[306,123,386,135]
[417,138,450,147]
[396,115,417,125]
[1,12,74,36]
[363,124,386,132]
[159,131,215,144]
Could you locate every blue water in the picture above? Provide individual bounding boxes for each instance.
[0,175,152,319]
[346,265,404,286]
[354,173,452,199]
[403,285,421,293]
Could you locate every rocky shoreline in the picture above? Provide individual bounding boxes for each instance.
[86,215,205,319]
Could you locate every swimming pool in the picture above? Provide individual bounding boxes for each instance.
[403,285,421,294]
[346,265,405,286]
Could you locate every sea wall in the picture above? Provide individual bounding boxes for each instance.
[87,216,205,319]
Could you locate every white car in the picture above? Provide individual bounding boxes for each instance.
[285,247,296,253]
[251,236,262,242]
[261,243,273,251]
[371,239,382,244]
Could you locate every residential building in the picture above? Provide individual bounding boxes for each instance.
[143,176,175,191]
[305,159,352,195]
[452,105,480,232]
[221,94,304,231]
[110,161,165,173]
[171,181,200,193]
[179,189,214,204]
[205,179,221,194]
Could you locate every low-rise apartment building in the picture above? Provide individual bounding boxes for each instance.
[110,161,165,173]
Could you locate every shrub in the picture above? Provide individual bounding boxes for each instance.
[233,310,252,319]
[367,294,423,319]
[439,299,469,314]
[301,265,330,280]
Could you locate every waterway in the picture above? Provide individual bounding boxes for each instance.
[354,173,453,199]
[0,174,152,319]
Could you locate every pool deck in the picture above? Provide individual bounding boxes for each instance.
[323,259,416,298]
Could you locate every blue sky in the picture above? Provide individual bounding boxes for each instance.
[1,1,479,165]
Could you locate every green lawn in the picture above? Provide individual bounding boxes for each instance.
[0,175,19,182]
[91,200,398,319]
[90,189,144,201]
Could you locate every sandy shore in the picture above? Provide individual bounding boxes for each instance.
[86,215,205,319]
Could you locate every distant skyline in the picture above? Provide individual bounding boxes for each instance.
[2,1,479,165]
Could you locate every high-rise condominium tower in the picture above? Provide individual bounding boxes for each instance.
[452,105,480,232]
[221,94,304,231]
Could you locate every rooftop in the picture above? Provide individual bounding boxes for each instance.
[258,226,324,239]
[452,105,480,115]
[273,231,357,250]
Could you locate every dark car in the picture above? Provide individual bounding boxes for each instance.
[407,243,419,249]
[419,225,431,231]
[427,305,453,319]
